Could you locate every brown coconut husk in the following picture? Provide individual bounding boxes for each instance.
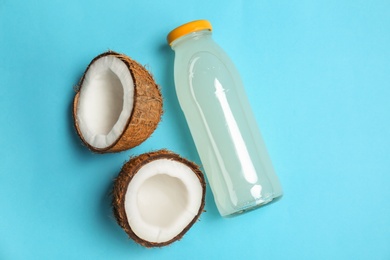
[112,149,206,248]
[73,51,163,153]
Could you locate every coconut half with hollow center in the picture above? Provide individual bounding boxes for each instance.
[112,150,206,247]
[73,51,162,153]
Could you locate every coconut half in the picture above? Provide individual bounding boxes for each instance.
[73,51,162,153]
[112,150,206,247]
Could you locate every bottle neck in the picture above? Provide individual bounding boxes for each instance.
[170,30,212,50]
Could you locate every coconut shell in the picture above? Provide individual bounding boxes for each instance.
[112,149,206,247]
[73,51,163,153]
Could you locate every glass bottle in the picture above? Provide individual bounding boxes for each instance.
[167,20,282,217]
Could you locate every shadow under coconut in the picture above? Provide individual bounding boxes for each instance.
[158,44,222,220]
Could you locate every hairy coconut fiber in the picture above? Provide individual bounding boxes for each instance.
[112,149,206,247]
[73,51,163,153]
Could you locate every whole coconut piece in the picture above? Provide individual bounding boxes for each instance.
[73,51,163,153]
[112,149,206,247]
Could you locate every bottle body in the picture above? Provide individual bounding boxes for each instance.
[172,30,282,217]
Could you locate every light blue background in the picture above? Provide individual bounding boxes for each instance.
[1,0,389,259]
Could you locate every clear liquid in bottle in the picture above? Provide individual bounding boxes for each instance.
[168,20,282,216]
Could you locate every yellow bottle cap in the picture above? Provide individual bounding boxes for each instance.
[167,20,212,46]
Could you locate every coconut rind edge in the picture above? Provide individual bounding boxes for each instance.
[112,149,206,247]
[72,51,163,153]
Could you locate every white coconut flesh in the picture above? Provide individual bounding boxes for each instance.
[125,159,203,244]
[77,55,134,149]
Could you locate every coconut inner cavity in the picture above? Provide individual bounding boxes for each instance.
[77,55,134,149]
[137,174,188,227]
[125,159,203,244]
